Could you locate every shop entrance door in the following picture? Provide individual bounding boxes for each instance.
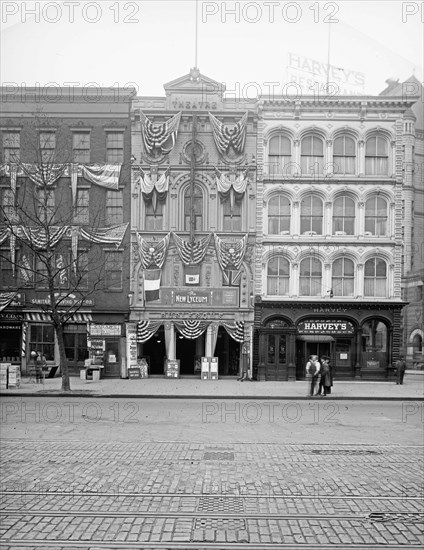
[104,339,120,377]
[265,333,287,380]
[296,337,334,379]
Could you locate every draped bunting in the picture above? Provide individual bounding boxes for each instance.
[137,233,170,269]
[0,228,9,245]
[136,320,162,343]
[80,223,128,247]
[209,112,248,155]
[174,320,209,339]
[0,292,18,312]
[214,234,248,270]
[81,164,122,190]
[222,321,245,343]
[0,162,122,193]
[18,226,69,249]
[140,111,181,155]
[172,233,212,265]
[135,168,169,212]
[215,168,249,212]
[20,163,65,187]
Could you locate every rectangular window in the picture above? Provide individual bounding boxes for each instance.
[1,187,18,221]
[30,324,55,361]
[39,132,56,163]
[106,190,123,225]
[75,250,88,290]
[2,131,20,162]
[0,250,14,287]
[145,201,163,231]
[73,189,89,224]
[105,250,123,290]
[106,132,124,163]
[18,251,34,287]
[37,188,55,223]
[72,132,91,163]
[223,200,242,232]
[35,256,48,289]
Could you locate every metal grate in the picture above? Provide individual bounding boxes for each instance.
[368,512,424,524]
[311,449,382,455]
[203,451,235,461]
[197,496,245,513]
[194,518,246,530]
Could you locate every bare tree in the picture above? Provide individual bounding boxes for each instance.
[1,117,128,391]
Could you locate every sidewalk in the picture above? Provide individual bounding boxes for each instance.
[2,372,423,400]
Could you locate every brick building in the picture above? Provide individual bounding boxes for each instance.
[0,86,134,377]
[128,69,257,377]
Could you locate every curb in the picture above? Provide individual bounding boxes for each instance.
[1,392,423,401]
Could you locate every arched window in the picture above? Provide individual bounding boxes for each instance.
[184,184,203,231]
[362,320,388,352]
[333,135,356,174]
[333,196,355,235]
[301,135,324,175]
[412,334,422,354]
[268,135,291,176]
[268,195,290,235]
[365,135,388,175]
[300,195,323,235]
[364,258,387,297]
[267,257,290,296]
[332,258,354,296]
[299,257,322,296]
[365,196,388,236]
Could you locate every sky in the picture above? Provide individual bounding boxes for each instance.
[1,0,422,98]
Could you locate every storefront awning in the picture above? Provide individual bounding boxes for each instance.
[24,312,92,323]
[297,335,335,342]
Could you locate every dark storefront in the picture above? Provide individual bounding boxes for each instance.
[254,301,404,381]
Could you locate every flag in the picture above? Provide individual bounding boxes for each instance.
[184,265,200,286]
[144,269,161,301]
[223,269,242,286]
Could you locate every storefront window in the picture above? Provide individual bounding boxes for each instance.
[362,320,387,352]
[29,324,55,361]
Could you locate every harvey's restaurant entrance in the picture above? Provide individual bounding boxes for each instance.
[254,302,403,381]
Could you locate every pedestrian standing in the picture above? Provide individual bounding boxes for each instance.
[395,356,407,385]
[35,352,44,384]
[317,355,332,396]
[306,355,320,397]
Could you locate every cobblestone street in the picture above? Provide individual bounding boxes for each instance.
[1,397,423,548]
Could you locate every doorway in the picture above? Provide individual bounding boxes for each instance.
[214,327,240,376]
[264,333,287,380]
[296,337,334,379]
[140,327,166,375]
[104,339,120,377]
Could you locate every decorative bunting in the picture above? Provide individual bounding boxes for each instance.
[140,111,181,155]
[215,168,248,212]
[20,163,65,187]
[135,167,169,212]
[81,164,122,190]
[136,320,162,343]
[137,233,170,269]
[70,163,79,207]
[172,233,212,265]
[214,234,248,271]
[80,223,128,248]
[18,226,69,249]
[144,269,162,301]
[222,321,245,343]
[0,292,18,312]
[209,112,248,155]
[174,320,209,339]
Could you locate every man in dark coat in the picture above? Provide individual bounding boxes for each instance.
[395,356,407,385]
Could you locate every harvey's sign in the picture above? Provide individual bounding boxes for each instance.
[298,319,355,335]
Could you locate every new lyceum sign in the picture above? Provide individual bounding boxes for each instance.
[298,319,355,335]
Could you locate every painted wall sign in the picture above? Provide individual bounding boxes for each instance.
[297,319,355,335]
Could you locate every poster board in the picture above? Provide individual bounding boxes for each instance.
[137,358,149,378]
[165,359,180,378]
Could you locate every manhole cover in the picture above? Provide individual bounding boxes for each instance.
[203,452,235,461]
[311,449,382,455]
[368,512,424,524]
[197,496,245,513]
[194,518,246,530]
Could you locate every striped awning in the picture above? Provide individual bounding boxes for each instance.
[24,312,92,323]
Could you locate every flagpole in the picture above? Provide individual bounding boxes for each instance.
[189,114,197,250]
